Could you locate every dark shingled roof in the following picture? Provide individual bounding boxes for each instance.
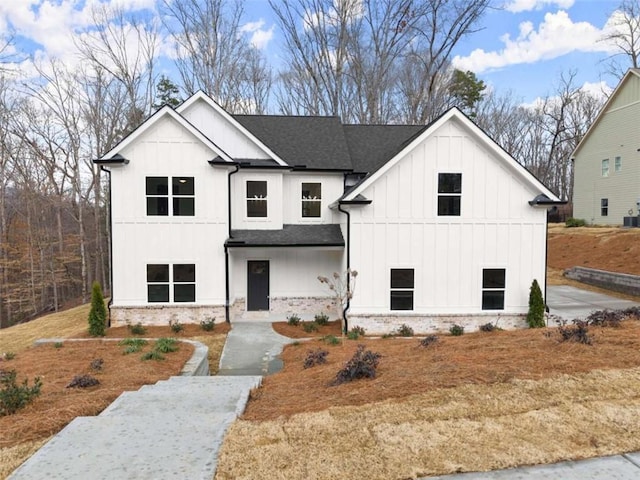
[226,224,344,247]
[343,125,425,173]
[234,115,353,170]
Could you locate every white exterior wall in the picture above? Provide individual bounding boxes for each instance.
[109,115,228,318]
[348,118,548,330]
[180,99,269,159]
[283,173,344,224]
[232,171,284,229]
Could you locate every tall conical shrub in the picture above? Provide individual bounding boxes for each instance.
[527,279,545,328]
[88,282,107,337]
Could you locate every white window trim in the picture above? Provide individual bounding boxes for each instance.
[147,263,196,304]
[390,267,415,311]
[614,156,622,173]
[602,159,609,177]
[300,181,323,222]
[481,267,506,311]
[145,176,195,217]
[437,172,462,217]
[245,180,268,220]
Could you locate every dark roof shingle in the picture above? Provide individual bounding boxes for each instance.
[227,224,344,247]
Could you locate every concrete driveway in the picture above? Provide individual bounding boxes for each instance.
[546,285,640,322]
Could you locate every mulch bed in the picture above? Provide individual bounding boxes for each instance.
[74,322,231,339]
[272,320,342,338]
[244,320,640,421]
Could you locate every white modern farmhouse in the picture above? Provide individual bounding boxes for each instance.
[96,91,562,333]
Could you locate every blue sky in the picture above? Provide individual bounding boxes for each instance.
[0,0,629,103]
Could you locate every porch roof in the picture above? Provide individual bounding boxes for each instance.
[225,224,344,248]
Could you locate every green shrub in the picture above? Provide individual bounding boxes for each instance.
[141,350,165,361]
[322,335,341,346]
[449,324,464,336]
[118,338,148,354]
[3,352,15,360]
[53,342,63,349]
[333,345,381,385]
[347,326,366,340]
[169,320,184,333]
[0,370,43,416]
[565,217,586,227]
[200,318,216,331]
[303,349,329,369]
[287,314,301,326]
[396,324,414,337]
[314,313,330,326]
[87,282,107,337]
[154,338,179,353]
[302,321,319,333]
[66,374,100,388]
[527,279,546,328]
[128,322,147,335]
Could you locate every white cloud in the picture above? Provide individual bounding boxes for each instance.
[240,19,274,50]
[519,80,612,109]
[453,10,613,73]
[503,0,574,13]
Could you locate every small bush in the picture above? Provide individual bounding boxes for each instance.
[586,309,623,328]
[303,349,329,369]
[302,321,319,333]
[322,335,341,346]
[90,358,104,371]
[396,324,414,337]
[449,324,464,336]
[66,374,100,389]
[3,352,15,361]
[381,333,395,339]
[200,318,216,331]
[347,326,366,340]
[169,320,184,333]
[88,281,107,337]
[154,338,179,353]
[119,338,148,354]
[128,322,147,335]
[527,279,546,328]
[0,370,43,416]
[53,342,63,349]
[314,313,330,326]
[480,323,497,332]
[558,320,592,345]
[333,345,381,385]
[287,314,301,326]
[565,217,587,227]
[419,335,439,347]
[141,350,165,361]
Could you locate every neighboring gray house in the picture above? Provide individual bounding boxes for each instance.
[573,68,640,225]
[96,91,562,334]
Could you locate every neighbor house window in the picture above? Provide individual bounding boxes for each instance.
[438,173,462,216]
[482,269,505,310]
[147,264,195,303]
[146,177,194,216]
[601,198,608,216]
[615,156,622,172]
[247,181,267,217]
[602,159,609,177]
[302,183,321,217]
[390,268,414,310]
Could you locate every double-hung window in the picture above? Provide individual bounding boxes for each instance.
[247,181,267,217]
[482,269,505,310]
[438,173,462,216]
[302,183,321,217]
[615,156,622,173]
[602,159,609,177]
[147,264,196,303]
[390,269,414,310]
[601,198,608,216]
[146,177,194,216]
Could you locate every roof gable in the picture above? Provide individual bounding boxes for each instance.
[342,107,560,202]
[572,68,640,159]
[177,92,288,166]
[99,106,233,162]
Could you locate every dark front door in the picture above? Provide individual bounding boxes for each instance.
[247,260,269,311]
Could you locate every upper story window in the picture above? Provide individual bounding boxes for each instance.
[601,159,609,177]
[482,268,505,310]
[302,183,322,217]
[147,263,195,303]
[615,156,622,173]
[438,173,462,216]
[146,177,194,216]
[390,268,414,310]
[246,181,267,217]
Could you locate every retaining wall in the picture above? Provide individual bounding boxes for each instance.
[564,266,640,296]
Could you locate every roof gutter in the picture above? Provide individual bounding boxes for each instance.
[225,163,240,323]
[99,165,114,327]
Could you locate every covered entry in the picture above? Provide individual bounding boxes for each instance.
[247,260,269,310]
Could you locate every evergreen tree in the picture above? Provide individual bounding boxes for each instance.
[153,75,182,110]
[88,282,107,337]
[527,279,545,328]
[449,69,486,118]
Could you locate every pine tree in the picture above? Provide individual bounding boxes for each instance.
[153,75,182,110]
[526,279,545,328]
[88,282,107,337]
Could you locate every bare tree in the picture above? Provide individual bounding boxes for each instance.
[161,0,272,113]
[601,0,640,79]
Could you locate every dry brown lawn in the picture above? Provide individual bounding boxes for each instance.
[216,321,640,479]
[0,309,230,479]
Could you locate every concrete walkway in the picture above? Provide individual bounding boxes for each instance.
[546,285,640,322]
[9,324,294,480]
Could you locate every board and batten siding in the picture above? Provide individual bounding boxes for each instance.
[573,77,640,225]
[110,115,229,311]
[282,173,344,224]
[348,118,547,323]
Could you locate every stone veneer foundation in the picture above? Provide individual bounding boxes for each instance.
[348,313,529,335]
